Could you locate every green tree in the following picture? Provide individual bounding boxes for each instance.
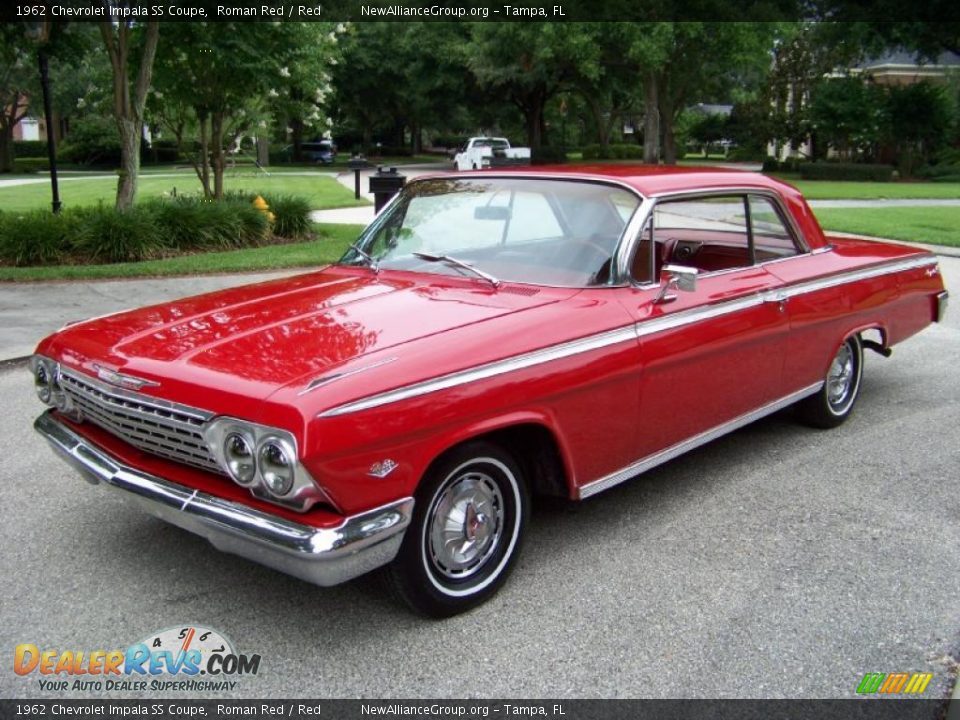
[809,76,885,160]
[465,23,602,149]
[0,24,37,173]
[150,22,338,198]
[884,82,953,176]
[98,9,160,209]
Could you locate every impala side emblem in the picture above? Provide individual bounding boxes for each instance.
[94,364,160,391]
[368,459,399,479]
[925,267,939,277]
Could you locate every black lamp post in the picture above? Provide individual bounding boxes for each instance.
[25,21,61,214]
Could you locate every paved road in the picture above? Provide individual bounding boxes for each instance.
[0,259,956,702]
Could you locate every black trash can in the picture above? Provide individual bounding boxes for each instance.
[369,166,406,213]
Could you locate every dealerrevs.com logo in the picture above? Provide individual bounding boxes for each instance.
[14,625,261,693]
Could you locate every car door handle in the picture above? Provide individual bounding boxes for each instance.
[763,292,788,312]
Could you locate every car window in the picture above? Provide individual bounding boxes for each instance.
[345,178,641,287]
[749,195,800,260]
[653,196,752,275]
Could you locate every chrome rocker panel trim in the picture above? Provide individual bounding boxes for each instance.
[34,411,414,587]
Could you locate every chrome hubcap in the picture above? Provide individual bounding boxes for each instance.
[427,471,504,580]
[827,343,855,409]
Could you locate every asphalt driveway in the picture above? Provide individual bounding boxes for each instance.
[0,259,956,702]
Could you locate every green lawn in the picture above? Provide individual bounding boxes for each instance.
[778,178,960,200]
[0,224,363,282]
[0,172,369,213]
[815,207,960,248]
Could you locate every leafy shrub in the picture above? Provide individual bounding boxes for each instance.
[761,157,780,173]
[58,116,122,167]
[376,145,413,157]
[799,162,893,182]
[11,158,49,174]
[224,191,312,239]
[13,140,48,158]
[147,139,181,164]
[0,209,72,266]
[259,194,312,238]
[916,163,960,182]
[432,134,469,149]
[531,146,567,165]
[580,143,644,161]
[581,144,605,160]
[73,205,164,263]
[726,146,768,162]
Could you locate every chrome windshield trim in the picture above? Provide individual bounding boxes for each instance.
[316,254,936,417]
[35,411,414,587]
[58,364,213,422]
[318,325,638,418]
[578,382,824,499]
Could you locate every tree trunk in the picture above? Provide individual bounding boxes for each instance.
[660,95,677,165]
[0,124,13,173]
[523,95,545,150]
[196,113,212,197]
[211,111,225,200]
[100,21,160,210]
[290,117,304,162]
[411,121,422,154]
[643,71,659,165]
[115,118,140,209]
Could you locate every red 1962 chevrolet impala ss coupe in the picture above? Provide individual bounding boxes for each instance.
[31,167,948,616]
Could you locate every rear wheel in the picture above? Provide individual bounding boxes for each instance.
[797,335,864,429]
[386,441,528,618]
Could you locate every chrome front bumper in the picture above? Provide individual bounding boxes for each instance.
[936,290,949,323]
[35,411,414,587]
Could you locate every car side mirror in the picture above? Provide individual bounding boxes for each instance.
[654,264,698,304]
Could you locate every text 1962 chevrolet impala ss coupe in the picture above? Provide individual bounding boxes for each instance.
[32,167,948,616]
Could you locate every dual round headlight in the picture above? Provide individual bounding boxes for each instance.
[258,441,294,497]
[224,433,256,486]
[33,358,59,406]
[221,433,294,497]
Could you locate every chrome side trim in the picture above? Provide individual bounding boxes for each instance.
[35,411,414,587]
[636,294,764,338]
[299,357,398,396]
[778,255,938,299]
[577,382,824,499]
[318,325,638,418]
[317,255,935,417]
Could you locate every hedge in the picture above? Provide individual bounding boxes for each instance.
[0,192,311,267]
[531,146,567,164]
[581,143,645,160]
[13,140,48,158]
[799,162,894,182]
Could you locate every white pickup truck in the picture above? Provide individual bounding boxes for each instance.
[453,137,532,171]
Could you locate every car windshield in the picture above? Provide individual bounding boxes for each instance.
[340,177,641,287]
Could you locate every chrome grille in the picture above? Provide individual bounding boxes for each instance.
[59,369,222,474]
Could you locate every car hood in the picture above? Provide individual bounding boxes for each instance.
[39,266,573,412]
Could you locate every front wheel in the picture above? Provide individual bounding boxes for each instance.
[796,334,864,429]
[386,441,529,617]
